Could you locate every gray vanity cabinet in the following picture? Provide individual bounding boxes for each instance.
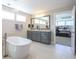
[40,32,51,44]
[31,31,40,42]
[27,31,51,44]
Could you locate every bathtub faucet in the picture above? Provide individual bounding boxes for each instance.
[3,33,8,57]
[3,33,7,39]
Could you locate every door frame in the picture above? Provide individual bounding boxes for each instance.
[53,8,76,54]
[53,10,74,46]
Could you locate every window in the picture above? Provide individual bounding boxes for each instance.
[16,14,26,22]
[57,21,65,26]
[2,10,15,20]
[56,21,58,26]
[2,9,26,22]
[66,20,73,26]
[56,13,73,26]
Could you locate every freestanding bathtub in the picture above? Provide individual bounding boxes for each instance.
[7,36,32,59]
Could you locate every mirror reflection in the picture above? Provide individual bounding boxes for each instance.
[31,16,50,30]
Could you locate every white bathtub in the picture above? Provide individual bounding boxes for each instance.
[7,36,32,59]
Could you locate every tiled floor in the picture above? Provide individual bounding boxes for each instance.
[3,42,75,59]
[56,36,71,46]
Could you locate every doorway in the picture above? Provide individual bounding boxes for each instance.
[54,10,73,47]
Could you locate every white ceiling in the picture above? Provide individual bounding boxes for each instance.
[2,0,75,15]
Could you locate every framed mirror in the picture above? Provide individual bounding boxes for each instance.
[31,15,50,30]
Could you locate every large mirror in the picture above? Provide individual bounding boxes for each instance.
[31,15,50,30]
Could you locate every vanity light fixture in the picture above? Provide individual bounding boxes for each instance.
[32,24,34,28]
[28,24,31,28]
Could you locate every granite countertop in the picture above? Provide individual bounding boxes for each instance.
[27,29,51,32]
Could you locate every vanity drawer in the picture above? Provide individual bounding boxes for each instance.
[40,32,51,44]
[32,31,40,42]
